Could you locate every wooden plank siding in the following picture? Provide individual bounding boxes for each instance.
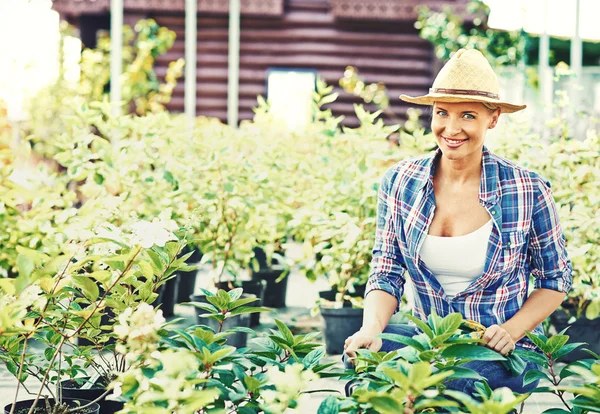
[150,4,433,126]
[53,0,439,126]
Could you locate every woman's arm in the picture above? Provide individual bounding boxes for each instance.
[344,290,397,357]
[485,175,572,355]
[502,288,566,341]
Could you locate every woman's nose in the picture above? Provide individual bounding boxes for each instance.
[445,119,462,136]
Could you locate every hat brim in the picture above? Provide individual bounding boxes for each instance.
[399,93,526,114]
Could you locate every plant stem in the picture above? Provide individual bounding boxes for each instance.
[548,359,571,411]
[9,337,29,414]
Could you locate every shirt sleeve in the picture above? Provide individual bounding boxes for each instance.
[528,174,572,293]
[365,166,407,309]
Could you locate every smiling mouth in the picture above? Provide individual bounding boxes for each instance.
[442,137,468,145]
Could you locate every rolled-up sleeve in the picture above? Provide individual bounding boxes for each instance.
[529,175,572,293]
[365,167,406,308]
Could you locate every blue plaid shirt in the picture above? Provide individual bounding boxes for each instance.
[366,146,572,350]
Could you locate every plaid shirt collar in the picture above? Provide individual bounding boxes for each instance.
[415,145,501,207]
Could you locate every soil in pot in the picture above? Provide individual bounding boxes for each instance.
[251,266,288,308]
[189,293,254,348]
[550,306,600,363]
[4,398,100,414]
[215,280,267,327]
[176,247,203,303]
[61,376,124,414]
[320,306,364,355]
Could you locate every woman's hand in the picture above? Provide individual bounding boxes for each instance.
[483,324,516,356]
[343,327,383,364]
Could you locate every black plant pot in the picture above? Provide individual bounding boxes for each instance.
[215,280,268,327]
[176,247,203,303]
[76,311,116,347]
[549,306,600,362]
[156,275,179,318]
[251,266,288,308]
[4,398,100,414]
[189,293,254,348]
[61,377,123,414]
[320,306,364,355]
[318,289,359,308]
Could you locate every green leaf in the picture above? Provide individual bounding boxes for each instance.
[303,348,325,369]
[228,288,243,301]
[71,275,100,302]
[369,396,402,413]
[44,347,55,362]
[513,349,547,366]
[229,306,272,317]
[188,302,219,314]
[441,344,506,361]
[501,354,527,376]
[523,369,552,386]
[378,333,426,351]
[525,331,549,354]
[553,342,585,361]
[440,366,485,381]
[243,376,262,393]
[546,335,570,355]
[16,254,35,278]
[274,319,295,345]
[541,409,572,414]
[317,396,340,414]
[405,314,434,339]
[437,313,463,335]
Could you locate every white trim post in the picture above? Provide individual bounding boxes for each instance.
[570,0,582,106]
[110,0,123,117]
[227,0,241,127]
[185,0,197,132]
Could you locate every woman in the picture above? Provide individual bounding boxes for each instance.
[343,49,572,395]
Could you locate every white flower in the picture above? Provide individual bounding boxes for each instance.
[129,218,178,248]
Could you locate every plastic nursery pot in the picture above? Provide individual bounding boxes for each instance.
[549,305,600,363]
[319,306,364,355]
[189,293,255,349]
[176,247,203,303]
[155,275,180,318]
[251,265,288,308]
[215,280,268,327]
[61,377,124,414]
[4,398,100,414]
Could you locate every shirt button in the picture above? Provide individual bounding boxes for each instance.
[507,242,512,247]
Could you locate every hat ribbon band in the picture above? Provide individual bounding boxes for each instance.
[430,88,499,100]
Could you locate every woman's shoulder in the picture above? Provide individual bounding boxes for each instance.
[488,151,551,188]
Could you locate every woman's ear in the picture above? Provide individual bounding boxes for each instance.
[489,108,501,129]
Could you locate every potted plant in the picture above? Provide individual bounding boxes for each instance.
[109,290,333,413]
[0,218,194,414]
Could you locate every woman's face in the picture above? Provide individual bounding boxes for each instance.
[431,101,500,163]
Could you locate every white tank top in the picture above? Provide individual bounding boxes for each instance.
[420,219,493,298]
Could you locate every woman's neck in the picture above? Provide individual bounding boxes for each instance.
[436,151,483,186]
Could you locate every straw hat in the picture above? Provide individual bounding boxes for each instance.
[400,49,526,113]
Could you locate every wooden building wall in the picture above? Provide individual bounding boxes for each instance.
[150,0,434,126]
[53,0,464,126]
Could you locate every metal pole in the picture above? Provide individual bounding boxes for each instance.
[227,0,240,127]
[185,0,197,132]
[110,0,123,117]
[538,0,550,139]
[570,0,582,106]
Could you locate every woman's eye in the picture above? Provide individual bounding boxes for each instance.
[436,110,447,116]
[463,113,475,119]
